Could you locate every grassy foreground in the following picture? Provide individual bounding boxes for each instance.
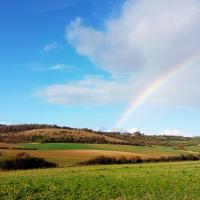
[1,161,200,200]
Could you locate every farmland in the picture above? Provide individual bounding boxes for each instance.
[1,125,200,199]
[1,161,200,199]
[0,143,192,167]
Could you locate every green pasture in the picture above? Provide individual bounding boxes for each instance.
[19,143,187,154]
[1,161,200,199]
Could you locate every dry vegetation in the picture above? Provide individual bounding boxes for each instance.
[80,154,200,165]
[0,148,164,167]
[0,152,56,170]
[0,128,129,144]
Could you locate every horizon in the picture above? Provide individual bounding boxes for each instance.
[0,122,194,137]
[1,0,200,137]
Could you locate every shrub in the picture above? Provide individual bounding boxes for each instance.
[0,153,56,171]
[179,154,198,161]
[0,147,9,149]
[80,154,200,166]
[16,152,29,158]
[12,147,37,150]
[79,156,143,165]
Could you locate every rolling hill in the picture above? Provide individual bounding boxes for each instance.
[0,127,130,144]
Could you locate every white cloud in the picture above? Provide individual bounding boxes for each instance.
[34,76,133,105]
[66,0,200,74]
[35,61,200,107]
[150,61,200,106]
[160,130,192,137]
[48,64,75,71]
[41,42,58,53]
[29,63,75,72]
[127,127,139,134]
[36,0,200,108]
[0,121,14,125]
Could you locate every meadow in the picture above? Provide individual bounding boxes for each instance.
[1,161,200,199]
[0,143,191,167]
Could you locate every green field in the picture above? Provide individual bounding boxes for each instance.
[20,143,97,150]
[1,161,200,199]
[19,143,187,154]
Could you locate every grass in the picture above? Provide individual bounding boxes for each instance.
[1,161,200,199]
[19,143,187,154]
[20,143,97,150]
[184,145,200,152]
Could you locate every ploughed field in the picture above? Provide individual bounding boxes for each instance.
[0,143,191,167]
[1,161,200,200]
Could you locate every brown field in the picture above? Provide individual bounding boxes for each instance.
[1,149,172,158]
[0,148,174,167]
[0,143,17,148]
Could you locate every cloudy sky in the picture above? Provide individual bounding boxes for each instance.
[0,0,200,136]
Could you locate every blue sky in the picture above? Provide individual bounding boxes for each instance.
[0,0,200,136]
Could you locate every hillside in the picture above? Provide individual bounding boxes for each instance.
[0,124,74,134]
[0,124,200,149]
[0,128,129,145]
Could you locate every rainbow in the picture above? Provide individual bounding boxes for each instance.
[114,53,200,130]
